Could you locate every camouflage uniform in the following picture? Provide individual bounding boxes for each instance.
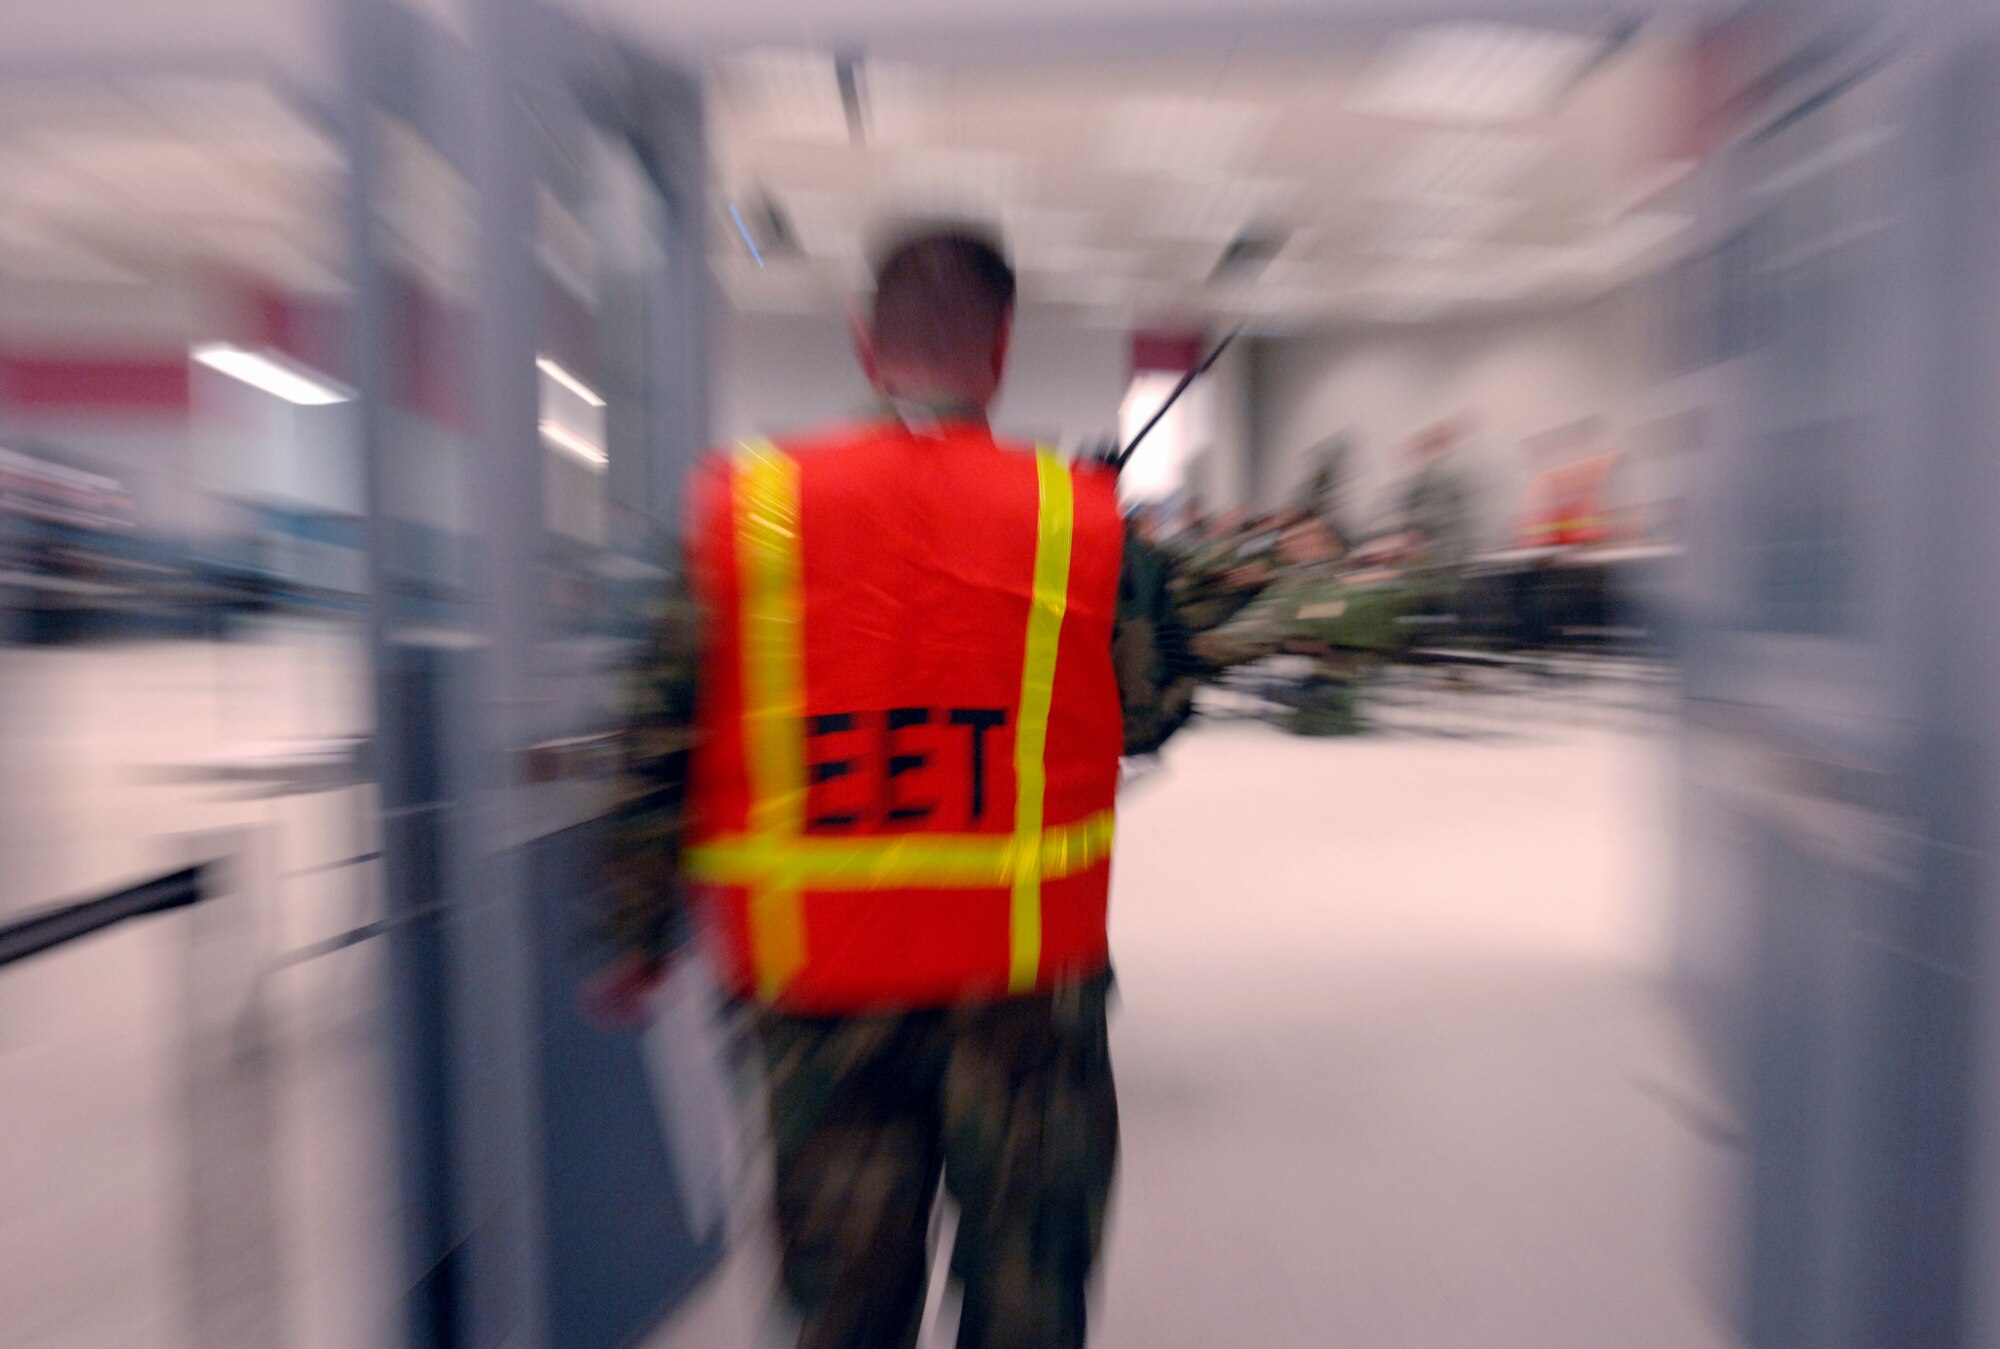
[1190,561,1425,737]
[752,974,1116,1349]
[602,439,1199,1349]
[1297,434,1355,547]
[1187,557,1352,671]
[1164,525,1274,636]
[1115,533,1200,756]
[1401,458,1476,574]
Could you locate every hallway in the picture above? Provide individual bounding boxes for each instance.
[655,695,1742,1348]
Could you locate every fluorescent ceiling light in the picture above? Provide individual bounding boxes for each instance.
[1374,130,1549,200]
[537,356,605,407]
[540,419,608,467]
[192,343,351,405]
[1353,24,1599,123]
[718,49,846,144]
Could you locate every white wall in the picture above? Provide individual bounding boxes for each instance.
[1118,369,1201,505]
[0,274,237,538]
[0,276,218,351]
[1252,293,1654,550]
[0,414,200,536]
[711,310,870,446]
[713,303,1128,452]
[193,367,366,517]
[1197,341,1252,512]
[1116,342,1252,512]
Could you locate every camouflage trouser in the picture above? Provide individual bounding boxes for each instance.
[751,975,1118,1349]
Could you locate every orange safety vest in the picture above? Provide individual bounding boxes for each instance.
[682,422,1125,1012]
[1521,452,1618,548]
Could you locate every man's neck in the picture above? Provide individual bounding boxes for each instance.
[881,389,989,435]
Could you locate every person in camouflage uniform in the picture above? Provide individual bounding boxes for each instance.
[1162,510,1280,635]
[592,230,1201,1349]
[1398,421,1477,575]
[1116,530,1201,757]
[1189,516,1423,735]
[1297,432,1356,549]
[753,974,1117,1349]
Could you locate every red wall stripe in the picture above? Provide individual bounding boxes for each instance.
[1130,331,1204,376]
[0,353,191,414]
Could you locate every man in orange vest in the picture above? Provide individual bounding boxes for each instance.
[590,225,1200,1348]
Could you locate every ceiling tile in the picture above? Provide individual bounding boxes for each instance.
[1370,129,1550,200]
[1147,177,1301,243]
[706,32,1684,328]
[1101,96,1280,178]
[882,146,1033,219]
[1352,23,1601,124]
[716,48,848,145]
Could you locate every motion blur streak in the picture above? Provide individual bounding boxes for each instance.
[3,3,1998,1349]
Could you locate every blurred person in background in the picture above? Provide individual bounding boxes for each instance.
[1397,419,1477,572]
[1187,512,1349,672]
[1296,430,1357,548]
[588,223,1200,1349]
[1518,419,1620,550]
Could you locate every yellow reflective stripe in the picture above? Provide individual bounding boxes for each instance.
[1009,449,1074,991]
[698,837,1010,888]
[685,808,1117,890]
[1039,808,1115,878]
[736,441,808,999]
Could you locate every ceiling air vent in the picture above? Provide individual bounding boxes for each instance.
[729,190,803,265]
[1209,225,1289,283]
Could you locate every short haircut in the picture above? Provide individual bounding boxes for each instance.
[868,225,1016,369]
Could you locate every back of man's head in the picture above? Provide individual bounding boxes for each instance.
[864,226,1016,396]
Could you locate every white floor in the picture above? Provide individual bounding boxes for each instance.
[1,631,1743,1349]
[652,694,1745,1349]
[1,627,397,1349]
